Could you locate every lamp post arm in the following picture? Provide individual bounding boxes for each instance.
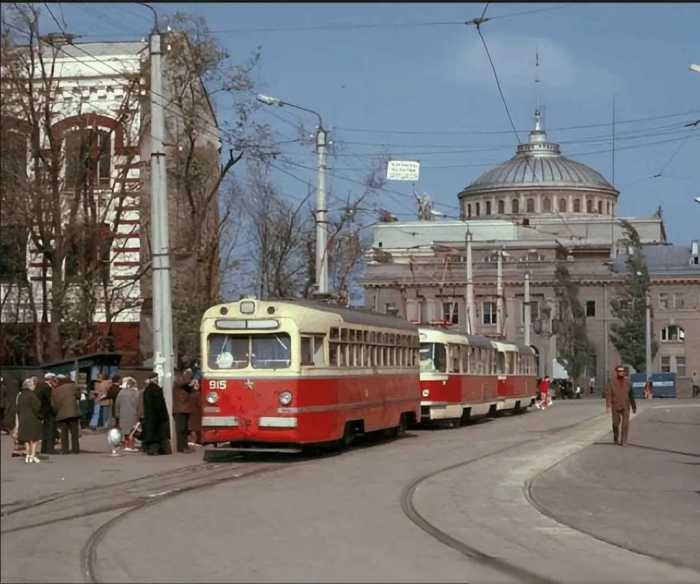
[280,101,324,130]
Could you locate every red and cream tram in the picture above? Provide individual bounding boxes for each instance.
[492,341,539,413]
[418,328,538,424]
[200,298,421,450]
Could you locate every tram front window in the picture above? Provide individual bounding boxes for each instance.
[420,343,447,373]
[207,333,291,370]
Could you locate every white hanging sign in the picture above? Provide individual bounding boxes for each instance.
[386,160,420,182]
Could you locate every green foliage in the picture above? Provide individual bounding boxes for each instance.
[609,220,658,372]
[553,261,594,382]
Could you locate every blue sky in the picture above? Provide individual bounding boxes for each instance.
[36,2,699,244]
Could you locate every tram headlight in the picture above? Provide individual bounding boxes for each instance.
[278,391,293,406]
[206,391,219,405]
[421,388,430,398]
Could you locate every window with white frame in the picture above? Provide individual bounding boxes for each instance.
[658,292,669,310]
[482,301,497,325]
[673,292,685,309]
[660,325,685,342]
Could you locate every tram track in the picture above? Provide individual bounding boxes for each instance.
[399,411,608,584]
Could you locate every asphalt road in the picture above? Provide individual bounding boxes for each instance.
[2,400,699,583]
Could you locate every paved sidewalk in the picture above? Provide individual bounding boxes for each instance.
[530,401,700,572]
[1,431,205,507]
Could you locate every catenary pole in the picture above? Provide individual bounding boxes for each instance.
[316,126,329,295]
[524,272,531,347]
[464,227,474,334]
[149,25,176,448]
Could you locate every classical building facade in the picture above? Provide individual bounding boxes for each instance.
[0,35,220,366]
[363,111,700,395]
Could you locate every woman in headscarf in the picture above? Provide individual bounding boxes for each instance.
[17,377,43,463]
[114,376,141,451]
[139,373,171,455]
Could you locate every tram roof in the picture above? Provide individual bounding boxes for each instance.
[418,327,495,349]
[206,298,418,332]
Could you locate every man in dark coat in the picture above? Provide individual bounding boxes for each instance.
[51,374,81,454]
[140,373,171,455]
[606,365,637,446]
[36,373,58,454]
[172,369,195,453]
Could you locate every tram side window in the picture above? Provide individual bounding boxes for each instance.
[301,335,325,366]
[496,352,506,375]
[448,344,461,373]
[462,346,470,374]
[329,342,339,366]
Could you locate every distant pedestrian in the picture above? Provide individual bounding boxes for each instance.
[51,374,81,454]
[589,376,596,395]
[537,376,551,409]
[89,373,111,430]
[575,385,582,399]
[114,377,141,452]
[692,371,699,398]
[188,376,202,446]
[17,377,43,464]
[172,369,195,453]
[643,378,653,400]
[36,372,58,455]
[105,374,122,427]
[140,373,171,456]
[606,365,637,446]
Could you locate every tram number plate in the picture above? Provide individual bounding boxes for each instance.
[208,380,227,390]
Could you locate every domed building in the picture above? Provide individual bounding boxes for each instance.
[363,109,700,395]
[458,110,619,220]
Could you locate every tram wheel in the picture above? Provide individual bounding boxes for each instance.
[397,413,408,435]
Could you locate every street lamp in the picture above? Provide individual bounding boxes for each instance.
[256,94,329,295]
[694,196,700,204]
[690,64,700,73]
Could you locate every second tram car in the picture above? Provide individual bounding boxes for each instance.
[418,328,538,424]
[200,298,421,450]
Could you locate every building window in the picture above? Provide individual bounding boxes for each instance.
[65,128,111,188]
[676,355,687,377]
[526,198,535,213]
[660,325,685,342]
[482,301,497,326]
[673,293,685,309]
[597,200,603,214]
[543,198,551,212]
[661,355,671,373]
[573,198,581,212]
[586,300,596,317]
[658,293,669,310]
[586,198,593,213]
[442,302,459,325]
[512,199,520,214]
[559,198,567,212]
[64,222,112,281]
[467,203,472,218]
[522,299,540,321]
[607,202,611,215]
[485,201,492,215]
[475,202,481,216]
[498,200,505,214]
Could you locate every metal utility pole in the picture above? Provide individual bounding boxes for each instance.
[524,272,531,347]
[645,291,652,380]
[255,94,329,296]
[316,126,329,295]
[496,247,504,337]
[149,26,175,447]
[464,228,474,334]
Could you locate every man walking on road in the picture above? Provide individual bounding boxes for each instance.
[692,371,699,398]
[606,366,637,446]
[36,372,57,455]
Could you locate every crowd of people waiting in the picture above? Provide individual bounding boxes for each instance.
[0,368,202,462]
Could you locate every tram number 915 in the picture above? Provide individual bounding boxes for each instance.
[208,380,227,390]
